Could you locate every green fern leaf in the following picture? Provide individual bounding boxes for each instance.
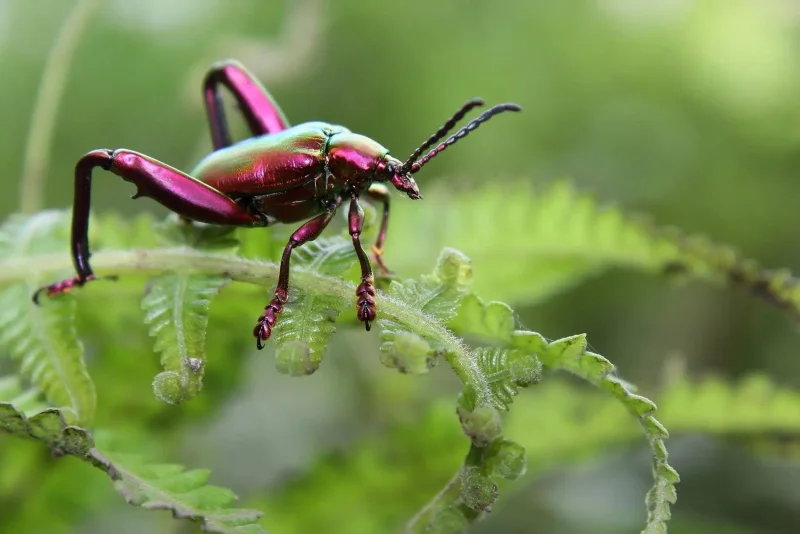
[106,452,266,534]
[659,373,800,437]
[387,181,663,302]
[448,296,542,411]
[260,373,800,534]
[451,294,677,533]
[143,275,228,404]
[0,402,266,533]
[0,211,95,425]
[388,181,800,326]
[516,333,678,534]
[143,218,238,404]
[472,348,543,410]
[270,236,356,376]
[378,248,473,374]
[93,212,161,250]
[0,375,44,414]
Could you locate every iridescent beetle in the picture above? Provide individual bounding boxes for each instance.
[34,60,521,349]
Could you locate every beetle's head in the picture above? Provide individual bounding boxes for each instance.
[376,156,421,199]
[383,98,522,199]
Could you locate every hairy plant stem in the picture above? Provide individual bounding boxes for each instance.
[1,247,493,406]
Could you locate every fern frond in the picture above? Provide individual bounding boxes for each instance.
[659,373,800,436]
[449,296,542,410]
[143,274,228,404]
[142,218,238,404]
[527,334,678,534]
[93,212,161,250]
[0,402,266,534]
[386,181,663,302]
[271,236,355,375]
[451,293,677,533]
[258,372,800,534]
[378,248,473,374]
[388,181,800,325]
[0,211,95,425]
[473,348,543,409]
[0,375,44,414]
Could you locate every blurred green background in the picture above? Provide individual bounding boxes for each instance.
[2,0,800,533]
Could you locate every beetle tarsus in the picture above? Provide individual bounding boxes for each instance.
[254,299,283,350]
[355,280,377,327]
[32,273,99,305]
[253,288,289,349]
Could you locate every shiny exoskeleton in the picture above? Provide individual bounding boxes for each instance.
[34,60,521,349]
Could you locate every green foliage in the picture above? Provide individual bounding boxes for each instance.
[250,373,800,534]
[0,212,95,425]
[450,293,677,532]
[0,401,265,534]
[6,3,800,532]
[272,237,355,376]
[0,375,44,415]
[378,248,472,374]
[1,179,800,533]
[389,181,800,326]
[143,218,238,404]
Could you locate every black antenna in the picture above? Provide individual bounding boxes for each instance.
[409,103,521,174]
[401,98,485,173]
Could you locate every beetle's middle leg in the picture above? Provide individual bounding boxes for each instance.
[365,183,392,275]
[33,149,262,303]
[348,194,377,331]
[253,200,340,349]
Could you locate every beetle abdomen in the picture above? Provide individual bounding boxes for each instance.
[193,123,340,195]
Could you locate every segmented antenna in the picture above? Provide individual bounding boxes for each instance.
[401,98,485,173]
[409,103,521,173]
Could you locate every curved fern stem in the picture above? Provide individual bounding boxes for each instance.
[0,247,494,408]
[0,402,266,534]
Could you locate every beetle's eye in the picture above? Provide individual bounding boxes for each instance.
[385,161,395,174]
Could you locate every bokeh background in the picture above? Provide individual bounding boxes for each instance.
[2,0,800,533]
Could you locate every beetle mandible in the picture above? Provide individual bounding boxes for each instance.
[33,60,521,350]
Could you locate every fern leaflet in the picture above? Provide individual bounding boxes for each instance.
[0,211,95,425]
[143,218,238,404]
[0,401,266,533]
[388,181,800,328]
[0,375,44,414]
[451,294,677,533]
[378,248,473,374]
[271,236,356,375]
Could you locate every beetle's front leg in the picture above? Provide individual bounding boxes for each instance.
[33,149,262,303]
[348,194,377,331]
[365,183,392,275]
[254,201,340,349]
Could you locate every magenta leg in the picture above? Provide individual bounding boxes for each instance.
[348,194,377,331]
[365,183,392,275]
[203,60,291,149]
[253,199,341,349]
[33,149,261,303]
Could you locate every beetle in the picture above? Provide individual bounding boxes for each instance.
[33,60,521,350]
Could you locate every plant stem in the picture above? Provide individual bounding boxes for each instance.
[1,247,493,407]
[20,0,99,213]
